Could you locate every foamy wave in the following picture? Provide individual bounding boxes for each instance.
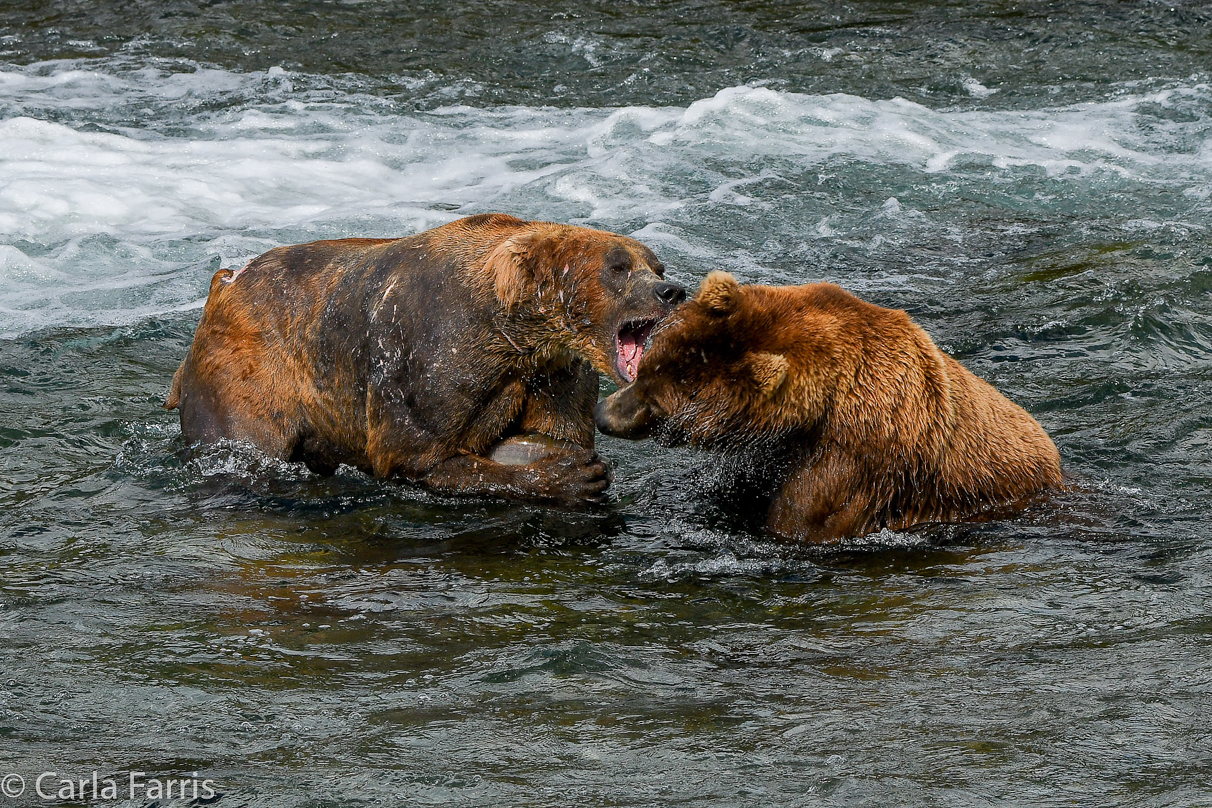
[623,83,1211,177]
[1,60,1209,336]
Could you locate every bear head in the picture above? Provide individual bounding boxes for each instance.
[483,219,687,385]
[595,271,812,449]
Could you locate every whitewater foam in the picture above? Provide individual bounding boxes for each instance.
[0,59,1209,336]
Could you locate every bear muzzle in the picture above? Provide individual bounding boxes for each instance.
[653,281,687,306]
[594,386,656,440]
[611,277,687,383]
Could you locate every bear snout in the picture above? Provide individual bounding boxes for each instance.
[654,281,687,307]
[595,388,655,440]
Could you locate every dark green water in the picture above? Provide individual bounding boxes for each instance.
[1,3,1210,806]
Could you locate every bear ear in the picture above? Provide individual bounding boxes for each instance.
[750,351,789,397]
[697,271,741,316]
[486,230,551,309]
[485,234,528,309]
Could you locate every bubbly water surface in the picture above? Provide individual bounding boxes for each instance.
[1,4,1210,806]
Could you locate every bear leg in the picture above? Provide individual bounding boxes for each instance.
[767,450,878,542]
[420,450,611,506]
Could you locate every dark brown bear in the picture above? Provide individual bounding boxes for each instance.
[595,271,1062,541]
[165,213,686,504]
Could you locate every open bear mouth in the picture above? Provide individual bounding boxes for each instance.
[615,318,657,383]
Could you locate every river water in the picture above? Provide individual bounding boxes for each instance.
[1,2,1210,806]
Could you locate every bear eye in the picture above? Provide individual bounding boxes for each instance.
[604,246,632,277]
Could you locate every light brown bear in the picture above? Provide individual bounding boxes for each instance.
[594,271,1063,541]
[165,214,686,505]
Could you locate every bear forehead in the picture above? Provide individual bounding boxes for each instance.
[559,234,661,272]
[583,231,657,258]
[648,314,739,365]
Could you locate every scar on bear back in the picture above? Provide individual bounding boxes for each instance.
[223,264,250,284]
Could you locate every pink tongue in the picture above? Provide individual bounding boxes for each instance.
[618,332,643,379]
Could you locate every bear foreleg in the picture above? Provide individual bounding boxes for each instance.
[767,450,877,542]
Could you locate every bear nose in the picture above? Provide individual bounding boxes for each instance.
[654,282,687,306]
